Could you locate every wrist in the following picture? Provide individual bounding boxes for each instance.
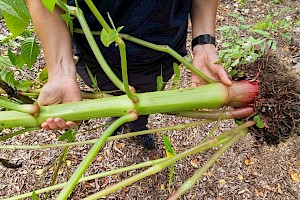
[192,34,216,49]
[192,43,217,56]
[47,57,77,82]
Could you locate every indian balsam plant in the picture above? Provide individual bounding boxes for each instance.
[217,10,298,78]
[0,0,264,199]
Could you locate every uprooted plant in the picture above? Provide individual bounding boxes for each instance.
[0,0,298,199]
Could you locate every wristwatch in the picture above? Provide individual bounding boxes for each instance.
[191,34,216,49]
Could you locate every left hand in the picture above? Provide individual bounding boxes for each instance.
[191,44,232,87]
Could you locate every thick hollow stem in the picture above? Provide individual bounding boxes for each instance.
[0,82,258,129]
[56,113,137,200]
[168,128,249,200]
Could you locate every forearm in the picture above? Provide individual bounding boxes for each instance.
[191,0,218,38]
[26,0,76,82]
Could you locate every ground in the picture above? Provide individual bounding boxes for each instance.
[0,1,300,200]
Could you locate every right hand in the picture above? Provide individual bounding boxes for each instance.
[38,78,82,130]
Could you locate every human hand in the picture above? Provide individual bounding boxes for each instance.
[38,78,82,130]
[191,44,232,87]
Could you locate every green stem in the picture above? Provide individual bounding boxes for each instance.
[118,39,137,101]
[82,137,226,199]
[0,127,39,141]
[83,0,111,32]
[0,97,38,115]
[75,7,125,92]
[5,158,167,200]
[0,120,211,149]
[119,34,215,84]
[81,1,136,101]
[82,122,256,199]
[44,147,68,200]
[72,28,214,84]
[168,128,249,200]
[56,113,136,199]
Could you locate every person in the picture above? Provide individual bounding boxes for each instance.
[26,0,232,149]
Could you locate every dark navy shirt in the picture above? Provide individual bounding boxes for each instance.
[68,0,191,70]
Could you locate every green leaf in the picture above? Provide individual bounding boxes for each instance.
[86,64,100,92]
[21,37,40,69]
[256,121,264,128]
[253,115,264,128]
[251,29,270,37]
[38,67,48,83]
[231,59,240,67]
[100,28,117,47]
[117,26,124,32]
[3,71,16,88]
[32,190,40,200]
[0,56,12,68]
[280,33,291,40]
[156,75,163,91]
[15,55,25,68]
[296,20,300,27]
[7,48,16,65]
[16,80,31,91]
[58,130,75,142]
[41,0,56,13]
[172,63,180,90]
[239,25,250,30]
[162,134,175,156]
[0,0,30,36]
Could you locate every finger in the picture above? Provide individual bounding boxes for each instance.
[41,122,51,130]
[47,118,61,130]
[191,74,206,87]
[217,68,232,86]
[66,121,80,129]
[54,118,68,129]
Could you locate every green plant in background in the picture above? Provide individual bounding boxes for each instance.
[217,11,293,77]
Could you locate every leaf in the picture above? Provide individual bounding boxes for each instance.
[172,63,180,90]
[15,80,31,91]
[117,26,124,32]
[100,28,117,47]
[0,0,30,36]
[41,0,56,13]
[162,134,175,157]
[0,56,12,68]
[3,71,15,88]
[86,64,100,92]
[280,33,291,40]
[251,29,270,37]
[58,130,75,142]
[21,37,40,69]
[7,48,16,65]
[32,190,40,200]
[15,55,25,68]
[231,59,240,67]
[156,75,163,91]
[38,67,48,83]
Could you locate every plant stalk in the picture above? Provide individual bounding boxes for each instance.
[0,120,211,149]
[5,158,167,200]
[168,128,249,200]
[119,34,215,84]
[56,113,137,199]
[75,7,125,92]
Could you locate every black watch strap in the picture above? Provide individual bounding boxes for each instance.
[192,34,216,48]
